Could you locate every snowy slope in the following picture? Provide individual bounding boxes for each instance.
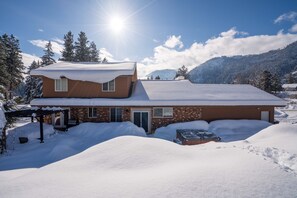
[1,121,297,197]
[146,69,177,80]
[1,124,297,197]
[1,122,145,171]
[188,41,297,83]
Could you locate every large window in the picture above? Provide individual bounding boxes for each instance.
[55,78,68,92]
[153,107,173,118]
[110,107,122,122]
[88,107,97,118]
[102,79,115,92]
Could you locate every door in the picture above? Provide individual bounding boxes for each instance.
[133,111,149,132]
[261,111,269,122]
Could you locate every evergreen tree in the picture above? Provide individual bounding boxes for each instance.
[271,73,282,93]
[1,34,25,99]
[286,73,297,83]
[102,57,108,63]
[75,31,90,62]
[24,61,42,103]
[41,41,56,66]
[60,31,75,61]
[176,65,188,79]
[155,75,161,80]
[0,38,8,92]
[258,70,273,93]
[89,41,100,62]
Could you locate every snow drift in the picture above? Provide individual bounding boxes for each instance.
[1,123,297,197]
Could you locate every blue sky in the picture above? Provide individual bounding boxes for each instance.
[1,0,297,76]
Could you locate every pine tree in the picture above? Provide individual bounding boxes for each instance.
[1,34,25,99]
[176,65,188,79]
[24,61,41,103]
[41,41,56,66]
[60,31,75,61]
[155,75,161,80]
[89,41,100,62]
[258,70,273,93]
[0,38,8,92]
[102,57,108,63]
[286,73,297,84]
[75,31,90,62]
[271,73,282,93]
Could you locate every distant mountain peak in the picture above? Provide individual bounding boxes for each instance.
[188,41,297,84]
[146,69,177,80]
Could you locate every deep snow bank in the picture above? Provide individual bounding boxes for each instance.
[153,120,209,141]
[1,122,146,170]
[209,119,271,141]
[1,135,297,198]
[248,123,297,154]
[153,119,271,142]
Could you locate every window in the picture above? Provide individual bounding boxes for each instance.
[88,107,97,118]
[110,107,122,122]
[102,79,115,92]
[153,107,173,118]
[55,78,68,92]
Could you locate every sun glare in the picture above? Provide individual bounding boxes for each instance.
[109,16,125,34]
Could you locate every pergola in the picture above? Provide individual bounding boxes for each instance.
[4,107,69,143]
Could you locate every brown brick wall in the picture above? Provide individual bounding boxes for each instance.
[151,107,202,131]
[40,105,274,133]
[150,106,274,131]
[68,106,131,123]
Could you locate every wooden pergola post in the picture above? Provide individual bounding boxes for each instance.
[39,115,44,143]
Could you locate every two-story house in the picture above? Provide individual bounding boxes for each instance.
[30,61,286,133]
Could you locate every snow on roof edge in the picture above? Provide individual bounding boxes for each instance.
[30,98,286,107]
[30,61,136,84]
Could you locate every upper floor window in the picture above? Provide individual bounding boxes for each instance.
[55,78,68,92]
[102,79,115,92]
[153,107,173,118]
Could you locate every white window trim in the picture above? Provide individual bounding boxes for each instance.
[102,79,115,92]
[54,78,68,92]
[153,107,173,118]
[88,107,97,118]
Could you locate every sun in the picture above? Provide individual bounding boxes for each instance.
[109,16,125,34]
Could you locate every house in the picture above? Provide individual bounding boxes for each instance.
[282,84,297,91]
[30,61,286,133]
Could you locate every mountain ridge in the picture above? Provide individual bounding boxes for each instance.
[188,41,297,83]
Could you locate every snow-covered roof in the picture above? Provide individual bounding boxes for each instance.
[282,84,297,89]
[30,61,136,83]
[31,80,286,107]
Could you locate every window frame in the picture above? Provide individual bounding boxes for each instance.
[102,79,115,92]
[153,107,173,118]
[54,78,68,92]
[88,107,97,118]
[110,107,122,122]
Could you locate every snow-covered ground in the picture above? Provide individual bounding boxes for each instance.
[1,121,145,171]
[153,119,271,142]
[1,119,297,197]
[275,98,297,124]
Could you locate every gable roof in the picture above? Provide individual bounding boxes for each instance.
[30,61,136,83]
[31,80,286,107]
